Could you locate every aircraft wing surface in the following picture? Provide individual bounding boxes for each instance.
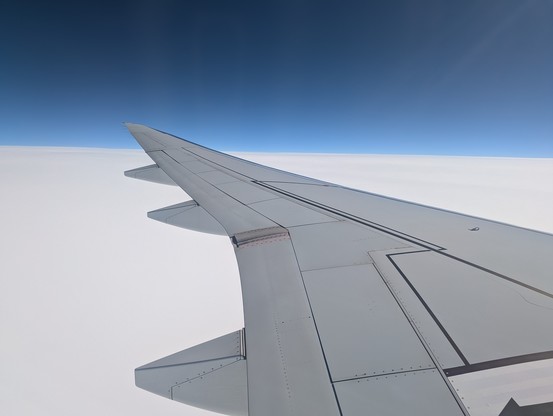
[125,124,553,416]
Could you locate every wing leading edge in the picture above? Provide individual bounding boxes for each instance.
[125,123,553,416]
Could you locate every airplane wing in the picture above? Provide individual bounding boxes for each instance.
[125,124,553,416]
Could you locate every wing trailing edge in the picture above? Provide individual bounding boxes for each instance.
[124,164,176,186]
[126,124,553,415]
[135,330,247,416]
[147,200,228,236]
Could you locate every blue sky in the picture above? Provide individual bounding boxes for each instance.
[1,1,552,156]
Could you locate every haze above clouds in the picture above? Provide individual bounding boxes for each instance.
[1,147,552,415]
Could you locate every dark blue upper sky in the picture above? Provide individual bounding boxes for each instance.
[1,0,552,155]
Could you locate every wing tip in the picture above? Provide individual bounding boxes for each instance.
[123,121,145,131]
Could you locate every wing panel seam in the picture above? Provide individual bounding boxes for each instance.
[256,181,553,300]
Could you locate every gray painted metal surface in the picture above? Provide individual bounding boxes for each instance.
[289,221,408,271]
[234,232,340,415]
[171,360,248,416]
[248,198,337,227]
[266,181,553,291]
[163,148,198,162]
[182,146,327,185]
[124,164,176,185]
[368,249,468,369]
[334,369,464,415]
[148,150,277,235]
[393,251,553,363]
[135,330,247,415]
[137,330,243,370]
[196,170,238,185]
[303,264,434,381]
[125,123,553,416]
[147,200,227,235]
[217,181,279,205]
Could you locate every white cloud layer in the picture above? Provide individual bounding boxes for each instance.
[1,147,551,415]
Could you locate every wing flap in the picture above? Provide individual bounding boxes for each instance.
[392,251,553,364]
[288,221,409,271]
[303,264,435,381]
[148,200,227,236]
[126,124,553,415]
[124,164,176,186]
[262,181,553,291]
[233,231,341,415]
[149,150,277,235]
[135,330,247,415]
[125,124,345,233]
[335,369,465,415]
